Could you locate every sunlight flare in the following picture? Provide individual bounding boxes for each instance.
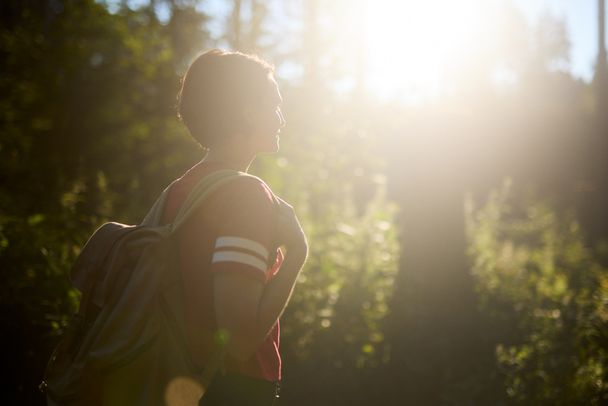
[363,0,483,101]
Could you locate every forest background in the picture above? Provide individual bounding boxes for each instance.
[1,0,607,404]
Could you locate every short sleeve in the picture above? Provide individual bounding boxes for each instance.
[209,178,276,283]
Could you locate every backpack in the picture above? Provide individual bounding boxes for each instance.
[40,169,254,405]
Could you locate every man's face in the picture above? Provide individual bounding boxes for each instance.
[247,78,285,154]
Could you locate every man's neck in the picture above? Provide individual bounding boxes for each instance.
[201,148,255,172]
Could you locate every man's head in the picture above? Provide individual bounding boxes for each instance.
[177,49,284,152]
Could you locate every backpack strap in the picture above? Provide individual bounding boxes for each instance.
[152,169,278,391]
[141,181,177,227]
[158,170,265,390]
[170,169,248,233]
[142,169,274,232]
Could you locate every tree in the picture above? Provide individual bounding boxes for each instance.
[0,1,209,403]
[467,181,608,404]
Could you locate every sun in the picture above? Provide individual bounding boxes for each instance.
[362,0,482,102]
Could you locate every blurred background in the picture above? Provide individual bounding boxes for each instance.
[1,0,607,404]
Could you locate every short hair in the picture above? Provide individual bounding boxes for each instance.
[177,49,275,149]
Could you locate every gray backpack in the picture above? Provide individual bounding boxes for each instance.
[40,169,256,405]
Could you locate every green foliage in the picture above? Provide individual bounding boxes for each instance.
[466,180,608,405]
[285,189,398,369]
[0,1,207,402]
[253,90,400,371]
[1,1,604,405]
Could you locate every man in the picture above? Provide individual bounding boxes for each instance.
[163,49,308,405]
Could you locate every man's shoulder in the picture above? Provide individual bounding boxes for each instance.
[216,174,276,208]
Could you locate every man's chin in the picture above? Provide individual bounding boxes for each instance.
[269,136,280,153]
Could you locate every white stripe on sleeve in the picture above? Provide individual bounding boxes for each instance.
[212,251,267,273]
[215,236,269,260]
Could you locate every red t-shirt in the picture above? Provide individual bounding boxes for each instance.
[161,161,282,382]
